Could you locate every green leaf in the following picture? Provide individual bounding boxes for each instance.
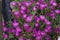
[14,0,18,2]
[9,33,14,39]
[19,0,23,2]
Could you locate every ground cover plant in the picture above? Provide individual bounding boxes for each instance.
[1,0,60,40]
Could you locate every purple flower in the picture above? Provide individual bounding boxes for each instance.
[1,22,5,27]
[50,13,55,19]
[36,30,41,36]
[33,33,36,37]
[33,28,37,33]
[30,0,34,3]
[3,34,8,39]
[39,0,44,3]
[25,2,31,7]
[36,2,40,6]
[50,0,57,6]
[44,19,51,25]
[2,27,7,32]
[14,11,20,18]
[36,36,42,40]
[52,2,57,6]
[10,1,16,6]
[19,37,24,40]
[35,23,39,27]
[21,6,26,11]
[54,26,60,35]
[26,28,32,32]
[17,2,22,7]
[13,20,19,27]
[36,18,40,23]
[40,4,47,10]
[41,31,47,36]
[33,6,37,11]
[22,14,27,19]
[34,16,40,23]
[20,10,25,14]
[55,10,60,14]
[26,9,30,13]
[15,27,22,32]
[45,21,51,25]
[23,23,32,32]
[45,26,52,33]
[40,15,45,21]
[45,36,51,40]
[23,23,29,29]
[11,29,15,33]
[26,15,32,22]
[15,32,19,36]
[49,6,55,9]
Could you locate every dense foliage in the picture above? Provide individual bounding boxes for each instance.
[1,0,60,40]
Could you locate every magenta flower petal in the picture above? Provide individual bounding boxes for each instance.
[26,16,32,22]
[25,2,31,7]
[1,22,5,27]
[2,27,7,32]
[14,11,20,18]
[35,23,39,27]
[22,14,27,19]
[13,20,19,27]
[19,37,24,40]
[45,26,52,33]
[23,23,29,29]
[17,2,22,6]
[15,32,19,36]
[36,36,42,40]
[40,15,45,20]
[10,1,16,6]
[3,34,8,39]
[21,6,26,11]
[55,10,60,14]
[16,27,22,32]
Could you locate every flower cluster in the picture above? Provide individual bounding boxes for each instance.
[2,0,60,40]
